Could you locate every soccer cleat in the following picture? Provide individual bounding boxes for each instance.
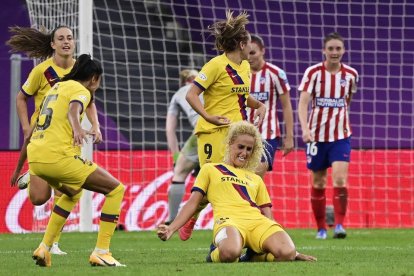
[17,171,30,190]
[239,248,256,262]
[205,243,216,263]
[32,244,51,267]
[315,229,327,239]
[89,251,126,267]
[333,224,347,239]
[178,217,197,241]
[50,242,67,255]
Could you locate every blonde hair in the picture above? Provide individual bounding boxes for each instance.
[208,10,250,52]
[179,69,198,86]
[223,121,263,172]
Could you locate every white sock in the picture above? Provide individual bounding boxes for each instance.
[168,182,185,221]
[94,247,109,255]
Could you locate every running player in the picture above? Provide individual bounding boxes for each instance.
[29,54,125,267]
[7,26,101,254]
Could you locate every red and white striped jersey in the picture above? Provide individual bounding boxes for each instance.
[298,62,359,142]
[248,62,291,139]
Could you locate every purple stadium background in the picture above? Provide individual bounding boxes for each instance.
[0,0,413,150]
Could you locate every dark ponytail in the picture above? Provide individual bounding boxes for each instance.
[61,54,102,82]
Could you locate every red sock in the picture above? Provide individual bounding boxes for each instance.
[333,187,348,225]
[311,187,326,230]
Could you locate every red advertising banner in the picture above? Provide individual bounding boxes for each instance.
[1,150,413,233]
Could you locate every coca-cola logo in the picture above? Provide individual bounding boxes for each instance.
[3,171,214,233]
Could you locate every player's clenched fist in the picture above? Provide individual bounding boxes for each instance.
[157,224,173,241]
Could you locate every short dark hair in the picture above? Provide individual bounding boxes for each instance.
[323,32,344,47]
[250,34,264,50]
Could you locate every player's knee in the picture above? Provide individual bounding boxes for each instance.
[219,247,242,263]
[276,247,296,261]
[333,176,346,187]
[30,193,50,206]
[313,176,327,188]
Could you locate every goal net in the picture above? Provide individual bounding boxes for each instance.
[5,0,412,233]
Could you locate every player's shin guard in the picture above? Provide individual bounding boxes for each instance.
[42,192,82,247]
[311,187,326,230]
[333,187,348,225]
[96,183,125,250]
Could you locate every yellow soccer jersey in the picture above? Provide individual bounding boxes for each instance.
[21,57,74,124]
[192,163,272,221]
[28,80,91,163]
[193,54,251,134]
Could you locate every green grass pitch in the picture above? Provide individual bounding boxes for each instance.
[1,229,413,275]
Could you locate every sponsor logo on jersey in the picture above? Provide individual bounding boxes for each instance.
[198,72,207,81]
[231,86,250,93]
[221,176,249,185]
[315,97,345,108]
[250,91,269,101]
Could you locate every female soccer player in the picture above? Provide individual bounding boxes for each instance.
[165,69,201,222]
[157,121,316,263]
[247,34,294,178]
[7,26,101,254]
[298,32,359,239]
[182,10,266,240]
[29,54,125,267]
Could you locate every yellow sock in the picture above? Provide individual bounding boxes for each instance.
[53,194,62,243]
[211,248,220,263]
[42,192,82,247]
[95,184,125,250]
[251,252,275,262]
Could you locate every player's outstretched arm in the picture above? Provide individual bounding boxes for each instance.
[157,191,203,241]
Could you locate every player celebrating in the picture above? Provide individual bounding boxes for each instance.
[166,69,201,222]
[29,54,125,267]
[298,32,359,239]
[6,26,101,254]
[183,10,266,240]
[157,121,316,263]
[248,34,294,178]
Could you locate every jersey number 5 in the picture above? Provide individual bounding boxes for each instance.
[36,94,58,130]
